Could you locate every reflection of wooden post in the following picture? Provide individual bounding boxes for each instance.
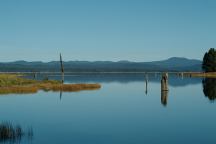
[161,73,169,106]
[181,72,184,79]
[60,90,62,100]
[161,73,169,91]
[161,90,168,106]
[60,53,64,83]
[155,72,157,78]
[145,73,148,95]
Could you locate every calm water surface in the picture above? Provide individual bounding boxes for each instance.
[0,74,216,144]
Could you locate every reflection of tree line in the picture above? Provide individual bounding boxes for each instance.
[202,78,216,101]
[0,122,33,143]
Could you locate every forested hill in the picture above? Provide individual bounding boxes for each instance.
[0,57,202,72]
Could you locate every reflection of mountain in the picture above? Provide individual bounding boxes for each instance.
[30,73,202,87]
[202,78,216,101]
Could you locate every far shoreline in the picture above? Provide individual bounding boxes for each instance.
[0,71,216,77]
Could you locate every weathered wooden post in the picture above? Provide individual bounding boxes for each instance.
[161,73,169,106]
[60,53,64,83]
[161,73,169,91]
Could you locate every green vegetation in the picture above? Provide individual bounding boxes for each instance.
[202,48,216,72]
[0,74,36,87]
[0,74,101,94]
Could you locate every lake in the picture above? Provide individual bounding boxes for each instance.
[0,73,216,144]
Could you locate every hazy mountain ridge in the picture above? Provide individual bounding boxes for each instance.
[0,57,202,72]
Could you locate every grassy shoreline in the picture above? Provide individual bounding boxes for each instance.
[188,72,216,78]
[0,74,101,94]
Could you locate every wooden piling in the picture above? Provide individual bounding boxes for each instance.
[161,73,169,91]
[161,73,169,106]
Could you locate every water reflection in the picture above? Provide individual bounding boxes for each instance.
[202,78,216,101]
[28,73,201,87]
[60,90,63,100]
[145,74,148,95]
[10,73,216,107]
[29,73,204,107]
[0,122,33,144]
[161,90,168,106]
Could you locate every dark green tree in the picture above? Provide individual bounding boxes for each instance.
[202,48,216,72]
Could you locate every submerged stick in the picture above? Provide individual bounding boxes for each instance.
[145,73,148,95]
[60,53,64,83]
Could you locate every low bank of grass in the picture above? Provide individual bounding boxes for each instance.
[38,83,101,92]
[190,72,216,78]
[0,74,101,94]
[0,74,35,86]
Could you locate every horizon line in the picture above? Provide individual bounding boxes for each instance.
[0,57,202,63]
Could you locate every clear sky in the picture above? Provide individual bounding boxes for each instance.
[0,0,215,62]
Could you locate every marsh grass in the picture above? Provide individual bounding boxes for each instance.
[190,72,216,78]
[37,83,101,92]
[0,122,33,143]
[0,74,35,87]
[0,122,23,142]
[0,74,101,94]
[49,83,101,92]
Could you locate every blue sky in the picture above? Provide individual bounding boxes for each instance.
[0,0,215,62]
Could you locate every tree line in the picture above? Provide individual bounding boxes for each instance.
[202,48,216,72]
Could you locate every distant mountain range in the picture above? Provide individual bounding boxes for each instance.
[0,57,202,72]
